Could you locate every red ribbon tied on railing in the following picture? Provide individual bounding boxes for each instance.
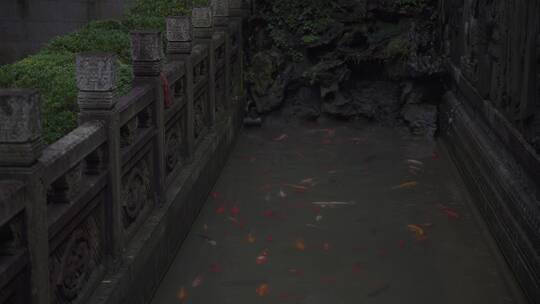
[160,72,173,108]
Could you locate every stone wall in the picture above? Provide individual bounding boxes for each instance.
[0,0,135,65]
[0,1,250,303]
[439,0,540,303]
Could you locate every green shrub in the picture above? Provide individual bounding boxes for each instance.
[46,20,132,62]
[0,0,193,144]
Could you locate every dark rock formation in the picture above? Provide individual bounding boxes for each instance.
[246,0,445,137]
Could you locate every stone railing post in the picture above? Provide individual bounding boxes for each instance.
[192,6,217,125]
[211,0,232,110]
[76,52,124,262]
[0,89,49,304]
[130,31,166,205]
[212,0,229,29]
[166,16,195,157]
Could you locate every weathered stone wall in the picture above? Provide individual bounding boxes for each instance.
[0,0,135,65]
[0,2,249,304]
[439,0,540,302]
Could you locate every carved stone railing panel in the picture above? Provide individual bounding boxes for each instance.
[164,109,188,183]
[0,186,30,304]
[0,8,251,304]
[39,125,105,210]
[121,150,154,239]
[118,90,156,159]
[49,194,105,304]
[39,122,107,207]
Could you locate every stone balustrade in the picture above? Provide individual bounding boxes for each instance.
[0,1,250,303]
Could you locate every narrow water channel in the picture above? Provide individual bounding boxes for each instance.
[151,119,525,304]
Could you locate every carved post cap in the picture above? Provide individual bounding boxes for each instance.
[76,53,117,92]
[166,16,193,55]
[76,53,117,111]
[166,16,192,42]
[131,31,162,76]
[0,89,43,166]
[211,0,230,17]
[192,7,214,39]
[192,6,214,28]
[131,31,162,61]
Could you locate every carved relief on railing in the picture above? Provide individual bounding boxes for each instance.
[49,199,103,304]
[121,153,153,234]
[165,112,187,178]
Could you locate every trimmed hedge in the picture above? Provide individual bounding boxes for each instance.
[0,0,208,144]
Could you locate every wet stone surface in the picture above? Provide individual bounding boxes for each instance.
[151,120,524,304]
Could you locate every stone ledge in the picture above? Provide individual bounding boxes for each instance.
[439,91,540,304]
[86,104,243,304]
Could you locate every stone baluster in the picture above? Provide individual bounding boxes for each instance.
[130,31,166,205]
[0,89,49,304]
[192,6,216,125]
[167,16,195,157]
[76,52,124,262]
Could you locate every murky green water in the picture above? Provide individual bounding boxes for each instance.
[151,120,525,304]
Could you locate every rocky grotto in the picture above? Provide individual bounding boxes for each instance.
[244,0,445,137]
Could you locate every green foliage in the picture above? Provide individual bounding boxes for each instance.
[302,34,320,44]
[384,36,414,59]
[395,0,429,11]
[261,0,333,60]
[0,0,191,144]
[46,20,132,62]
[127,0,187,18]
